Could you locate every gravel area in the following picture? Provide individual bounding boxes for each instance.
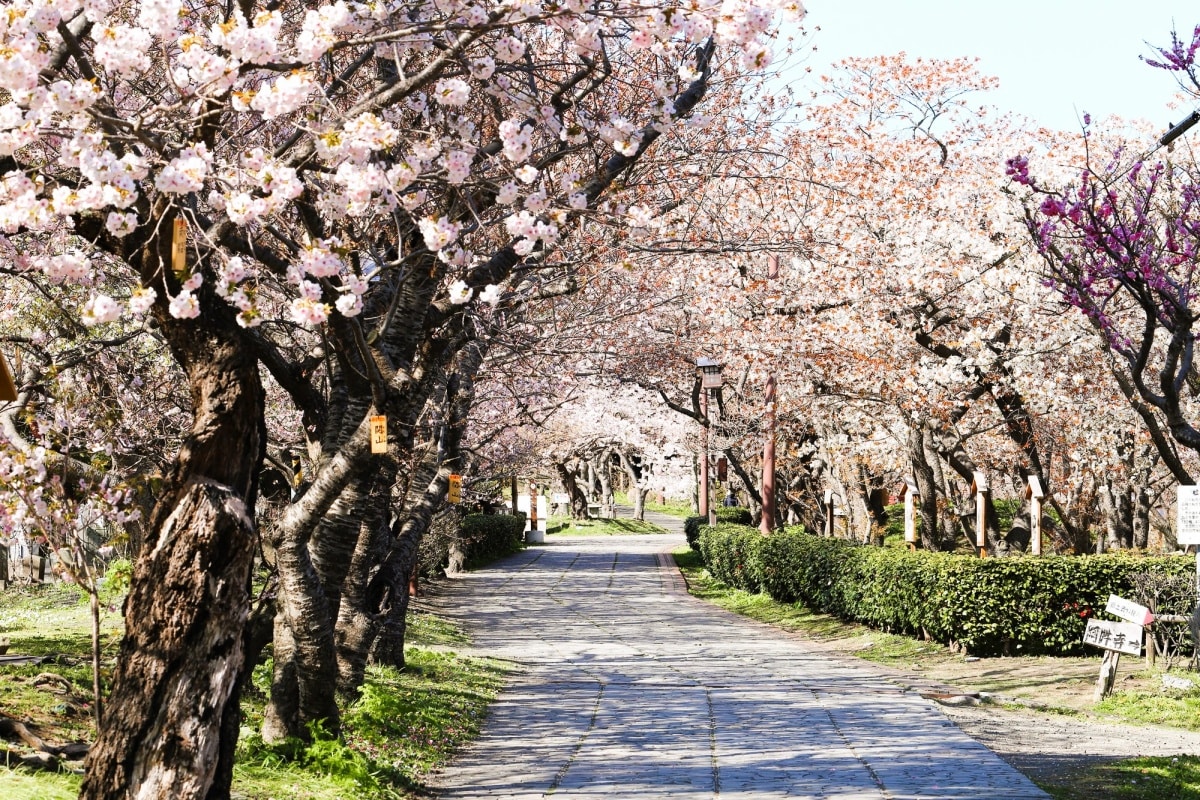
[938,701,1200,791]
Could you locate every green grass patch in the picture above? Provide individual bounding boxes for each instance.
[2,584,510,800]
[1043,755,1200,800]
[0,767,82,799]
[674,544,837,645]
[406,610,469,647]
[1095,682,1200,731]
[614,492,692,519]
[548,516,666,536]
[236,649,508,798]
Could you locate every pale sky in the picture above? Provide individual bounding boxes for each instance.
[784,1,1199,132]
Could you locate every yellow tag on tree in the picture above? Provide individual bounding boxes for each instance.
[448,474,462,504]
[172,217,188,281]
[370,415,387,453]
[0,350,16,402]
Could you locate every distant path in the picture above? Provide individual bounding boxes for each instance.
[428,509,1047,799]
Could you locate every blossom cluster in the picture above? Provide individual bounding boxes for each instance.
[0,0,798,331]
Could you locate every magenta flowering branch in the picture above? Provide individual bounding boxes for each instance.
[1011,122,1200,454]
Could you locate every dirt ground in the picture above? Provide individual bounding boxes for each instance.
[831,639,1200,794]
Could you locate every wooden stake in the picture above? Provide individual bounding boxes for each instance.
[1094,650,1120,702]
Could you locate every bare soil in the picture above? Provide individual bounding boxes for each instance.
[816,635,1200,794]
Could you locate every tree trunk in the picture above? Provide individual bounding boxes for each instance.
[909,420,945,550]
[555,461,590,519]
[632,487,649,520]
[334,479,395,700]
[81,323,264,800]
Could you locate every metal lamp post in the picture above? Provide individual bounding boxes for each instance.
[696,357,723,524]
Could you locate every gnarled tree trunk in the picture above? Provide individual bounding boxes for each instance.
[81,317,264,800]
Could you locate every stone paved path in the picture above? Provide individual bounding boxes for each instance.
[429,512,1048,799]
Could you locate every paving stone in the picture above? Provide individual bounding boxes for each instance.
[430,515,1048,799]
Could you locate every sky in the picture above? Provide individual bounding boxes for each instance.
[783,1,1200,133]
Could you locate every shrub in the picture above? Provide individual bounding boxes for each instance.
[715,506,753,525]
[696,523,767,593]
[459,513,526,569]
[684,515,707,551]
[419,511,526,576]
[696,523,1193,656]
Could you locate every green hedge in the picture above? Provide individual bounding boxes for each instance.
[716,506,753,525]
[697,523,1193,656]
[461,513,526,568]
[686,508,754,551]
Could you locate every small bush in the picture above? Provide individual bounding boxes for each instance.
[715,506,753,526]
[697,523,1193,656]
[419,511,526,576]
[684,515,707,551]
[460,513,526,568]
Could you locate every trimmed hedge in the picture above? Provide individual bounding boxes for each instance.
[460,513,526,568]
[716,506,753,525]
[686,507,755,551]
[698,523,1193,657]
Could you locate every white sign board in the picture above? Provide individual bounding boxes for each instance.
[1105,595,1154,626]
[516,495,548,532]
[1177,486,1200,545]
[552,493,570,504]
[1083,619,1143,656]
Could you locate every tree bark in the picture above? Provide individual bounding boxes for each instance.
[555,461,590,519]
[81,320,263,800]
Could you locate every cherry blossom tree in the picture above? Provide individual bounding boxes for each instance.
[0,0,801,794]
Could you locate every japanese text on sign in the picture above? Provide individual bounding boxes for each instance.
[1177,486,1200,545]
[448,474,461,504]
[1083,619,1143,656]
[1105,595,1154,626]
[369,415,387,454]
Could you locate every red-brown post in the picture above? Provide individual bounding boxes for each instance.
[699,389,709,520]
[760,373,776,535]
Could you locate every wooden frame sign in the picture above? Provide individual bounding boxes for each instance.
[1105,595,1154,627]
[172,217,188,281]
[1083,619,1143,656]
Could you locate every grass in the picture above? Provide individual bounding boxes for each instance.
[547,515,667,536]
[1044,756,1200,800]
[610,491,692,519]
[2,581,510,800]
[1094,681,1200,731]
[236,649,509,798]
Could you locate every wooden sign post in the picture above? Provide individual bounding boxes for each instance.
[901,478,919,550]
[971,471,988,558]
[1026,475,1044,555]
[529,482,538,532]
[1083,618,1144,700]
[823,489,835,537]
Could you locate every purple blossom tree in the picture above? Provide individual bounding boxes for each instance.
[1011,26,1200,482]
